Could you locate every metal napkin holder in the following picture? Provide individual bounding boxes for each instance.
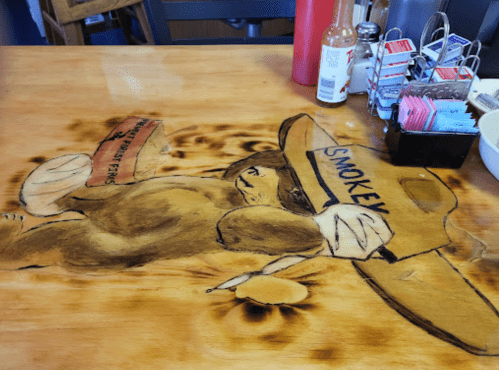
[367,12,481,117]
[375,13,481,169]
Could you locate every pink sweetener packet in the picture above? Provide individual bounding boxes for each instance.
[422,96,436,131]
[421,98,431,130]
[406,96,420,130]
[414,96,429,131]
[426,98,437,131]
[403,96,414,130]
[398,96,412,128]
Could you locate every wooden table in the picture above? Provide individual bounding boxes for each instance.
[1,45,499,369]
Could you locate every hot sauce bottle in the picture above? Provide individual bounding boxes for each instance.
[316,0,356,108]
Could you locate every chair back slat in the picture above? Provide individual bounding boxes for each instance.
[39,0,154,44]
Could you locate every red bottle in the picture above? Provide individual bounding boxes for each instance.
[292,0,337,86]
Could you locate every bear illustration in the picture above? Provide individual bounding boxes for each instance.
[0,114,392,270]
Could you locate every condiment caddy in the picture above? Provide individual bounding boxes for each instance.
[367,12,481,123]
[368,12,484,168]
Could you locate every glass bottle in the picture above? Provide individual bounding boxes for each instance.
[316,0,357,108]
[352,0,369,27]
[369,0,390,35]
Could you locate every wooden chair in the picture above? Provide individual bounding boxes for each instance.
[39,0,155,45]
[144,0,295,45]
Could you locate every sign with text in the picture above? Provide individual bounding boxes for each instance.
[302,145,456,259]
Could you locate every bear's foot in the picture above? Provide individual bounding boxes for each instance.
[20,154,92,216]
[0,213,24,252]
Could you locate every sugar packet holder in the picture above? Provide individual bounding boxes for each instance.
[368,14,444,118]
[385,77,478,168]
[414,65,476,84]
[393,28,480,120]
[385,105,478,168]
[415,12,481,86]
[385,12,478,169]
[367,28,415,117]
[398,95,476,134]
[422,33,471,63]
[370,38,417,65]
[415,40,481,82]
[368,57,408,77]
[368,12,480,122]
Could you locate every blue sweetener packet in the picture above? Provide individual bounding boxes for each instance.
[432,99,468,115]
[432,113,477,133]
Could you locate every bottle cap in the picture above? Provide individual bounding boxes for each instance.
[355,22,381,42]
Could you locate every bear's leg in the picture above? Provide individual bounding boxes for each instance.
[0,215,158,270]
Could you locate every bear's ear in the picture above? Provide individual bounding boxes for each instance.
[222,150,287,181]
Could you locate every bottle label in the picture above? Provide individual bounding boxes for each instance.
[317,45,355,103]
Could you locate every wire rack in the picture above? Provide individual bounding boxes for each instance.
[366,12,482,127]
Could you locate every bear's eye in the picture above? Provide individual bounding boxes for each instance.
[247,166,260,176]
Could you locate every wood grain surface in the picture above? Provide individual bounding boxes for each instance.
[1,45,499,369]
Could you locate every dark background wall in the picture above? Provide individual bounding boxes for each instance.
[1,0,47,45]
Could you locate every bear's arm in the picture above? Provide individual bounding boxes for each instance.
[216,205,324,255]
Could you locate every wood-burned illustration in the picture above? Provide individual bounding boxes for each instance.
[1,113,499,356]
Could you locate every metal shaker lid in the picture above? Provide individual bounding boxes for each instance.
[355,22,381,42]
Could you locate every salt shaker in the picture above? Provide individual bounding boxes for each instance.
[349,22,381,94]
